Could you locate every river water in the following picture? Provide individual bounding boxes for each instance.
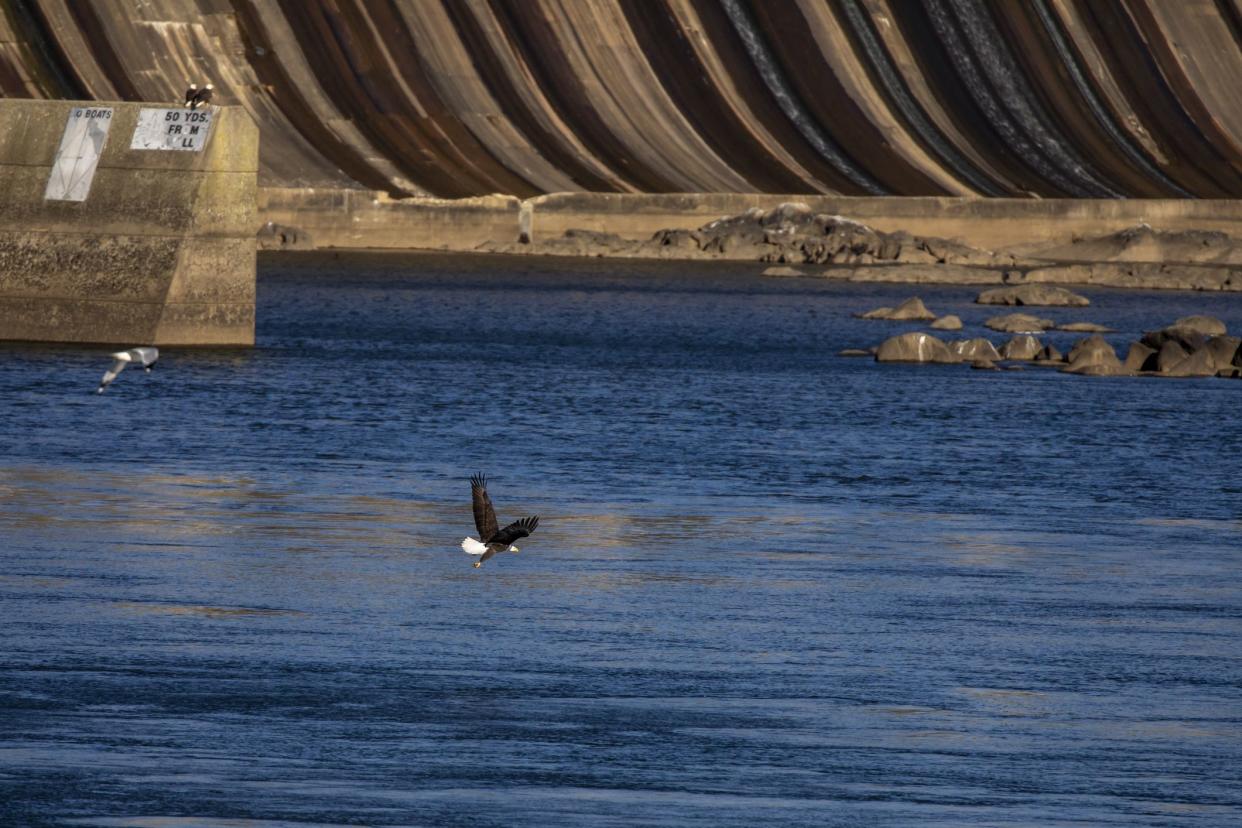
[2,253,1240,826]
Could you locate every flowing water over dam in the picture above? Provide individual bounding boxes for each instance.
[2,253,1240,826]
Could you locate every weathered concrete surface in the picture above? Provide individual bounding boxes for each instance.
[9,1,1242,200]
[0,99,256,345]
[257,188,519,251]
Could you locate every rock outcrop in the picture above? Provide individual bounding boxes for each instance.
[976,284,1088,306]
[1025,226,1242,265]
[864,309,1240,382]
[823,265,1005,284]
[985,313,1055,333]
[1062,335,1125,375]
[1161,335,1241,377]
[1156,341,1191,372]
[930,315,963,331]
[856,296,937,321]
[951,338,1002,361]
[1034,344,1063,363]
[1204,335,1242,366]
[1057,322,1114,333]
[762,266,805,277]
[1014,263,1239,292]
[1122,343,1157,372]
[1165,347,1218,378]
[875,332,959,364]
[1141,325,1213,353]
[1000,335,1042,360]
[1173,316,1228,337]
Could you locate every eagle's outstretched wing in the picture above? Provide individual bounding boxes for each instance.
[489,516,538,546]
[470,474,498,542]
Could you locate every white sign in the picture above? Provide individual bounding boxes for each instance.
[130,108,214,152]
[44,107,113,202]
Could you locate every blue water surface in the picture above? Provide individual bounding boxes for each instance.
[1,253,1240,826]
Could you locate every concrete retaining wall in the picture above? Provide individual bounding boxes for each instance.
[0,99,257,346]
[257,188,1242,253]
[258,188,519,251]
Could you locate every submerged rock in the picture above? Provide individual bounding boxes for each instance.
[761,265,805,277]
[976,284,1089,306]
[828,264,1006,284]
[1057,322,1115,333]
[874,332,959,363]
[856,296,937,321]
[984,312,1055,333]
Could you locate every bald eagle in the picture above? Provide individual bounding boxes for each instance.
[190,83,214,109]
[462,474,538,568]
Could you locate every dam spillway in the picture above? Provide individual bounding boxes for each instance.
[3,0,1242,200]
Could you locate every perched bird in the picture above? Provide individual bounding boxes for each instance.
[462,474,539,568]
[182,82,197,107]
[97,347,159,393]
[190,83,214,109]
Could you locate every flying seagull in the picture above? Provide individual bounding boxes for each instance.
[183,82,197,107]
[462,474,539,568]
[97,347,159,393]
[190,83,214,109]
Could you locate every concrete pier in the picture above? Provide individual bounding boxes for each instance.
[0,99,257,346]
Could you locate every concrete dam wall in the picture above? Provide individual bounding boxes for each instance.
[3,0,1242,200]
[0,99,257,345]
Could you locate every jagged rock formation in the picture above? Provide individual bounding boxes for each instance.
[5,1,1242,197]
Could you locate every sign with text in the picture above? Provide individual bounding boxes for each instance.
[130,108,214,152]
[45,107,113,202]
